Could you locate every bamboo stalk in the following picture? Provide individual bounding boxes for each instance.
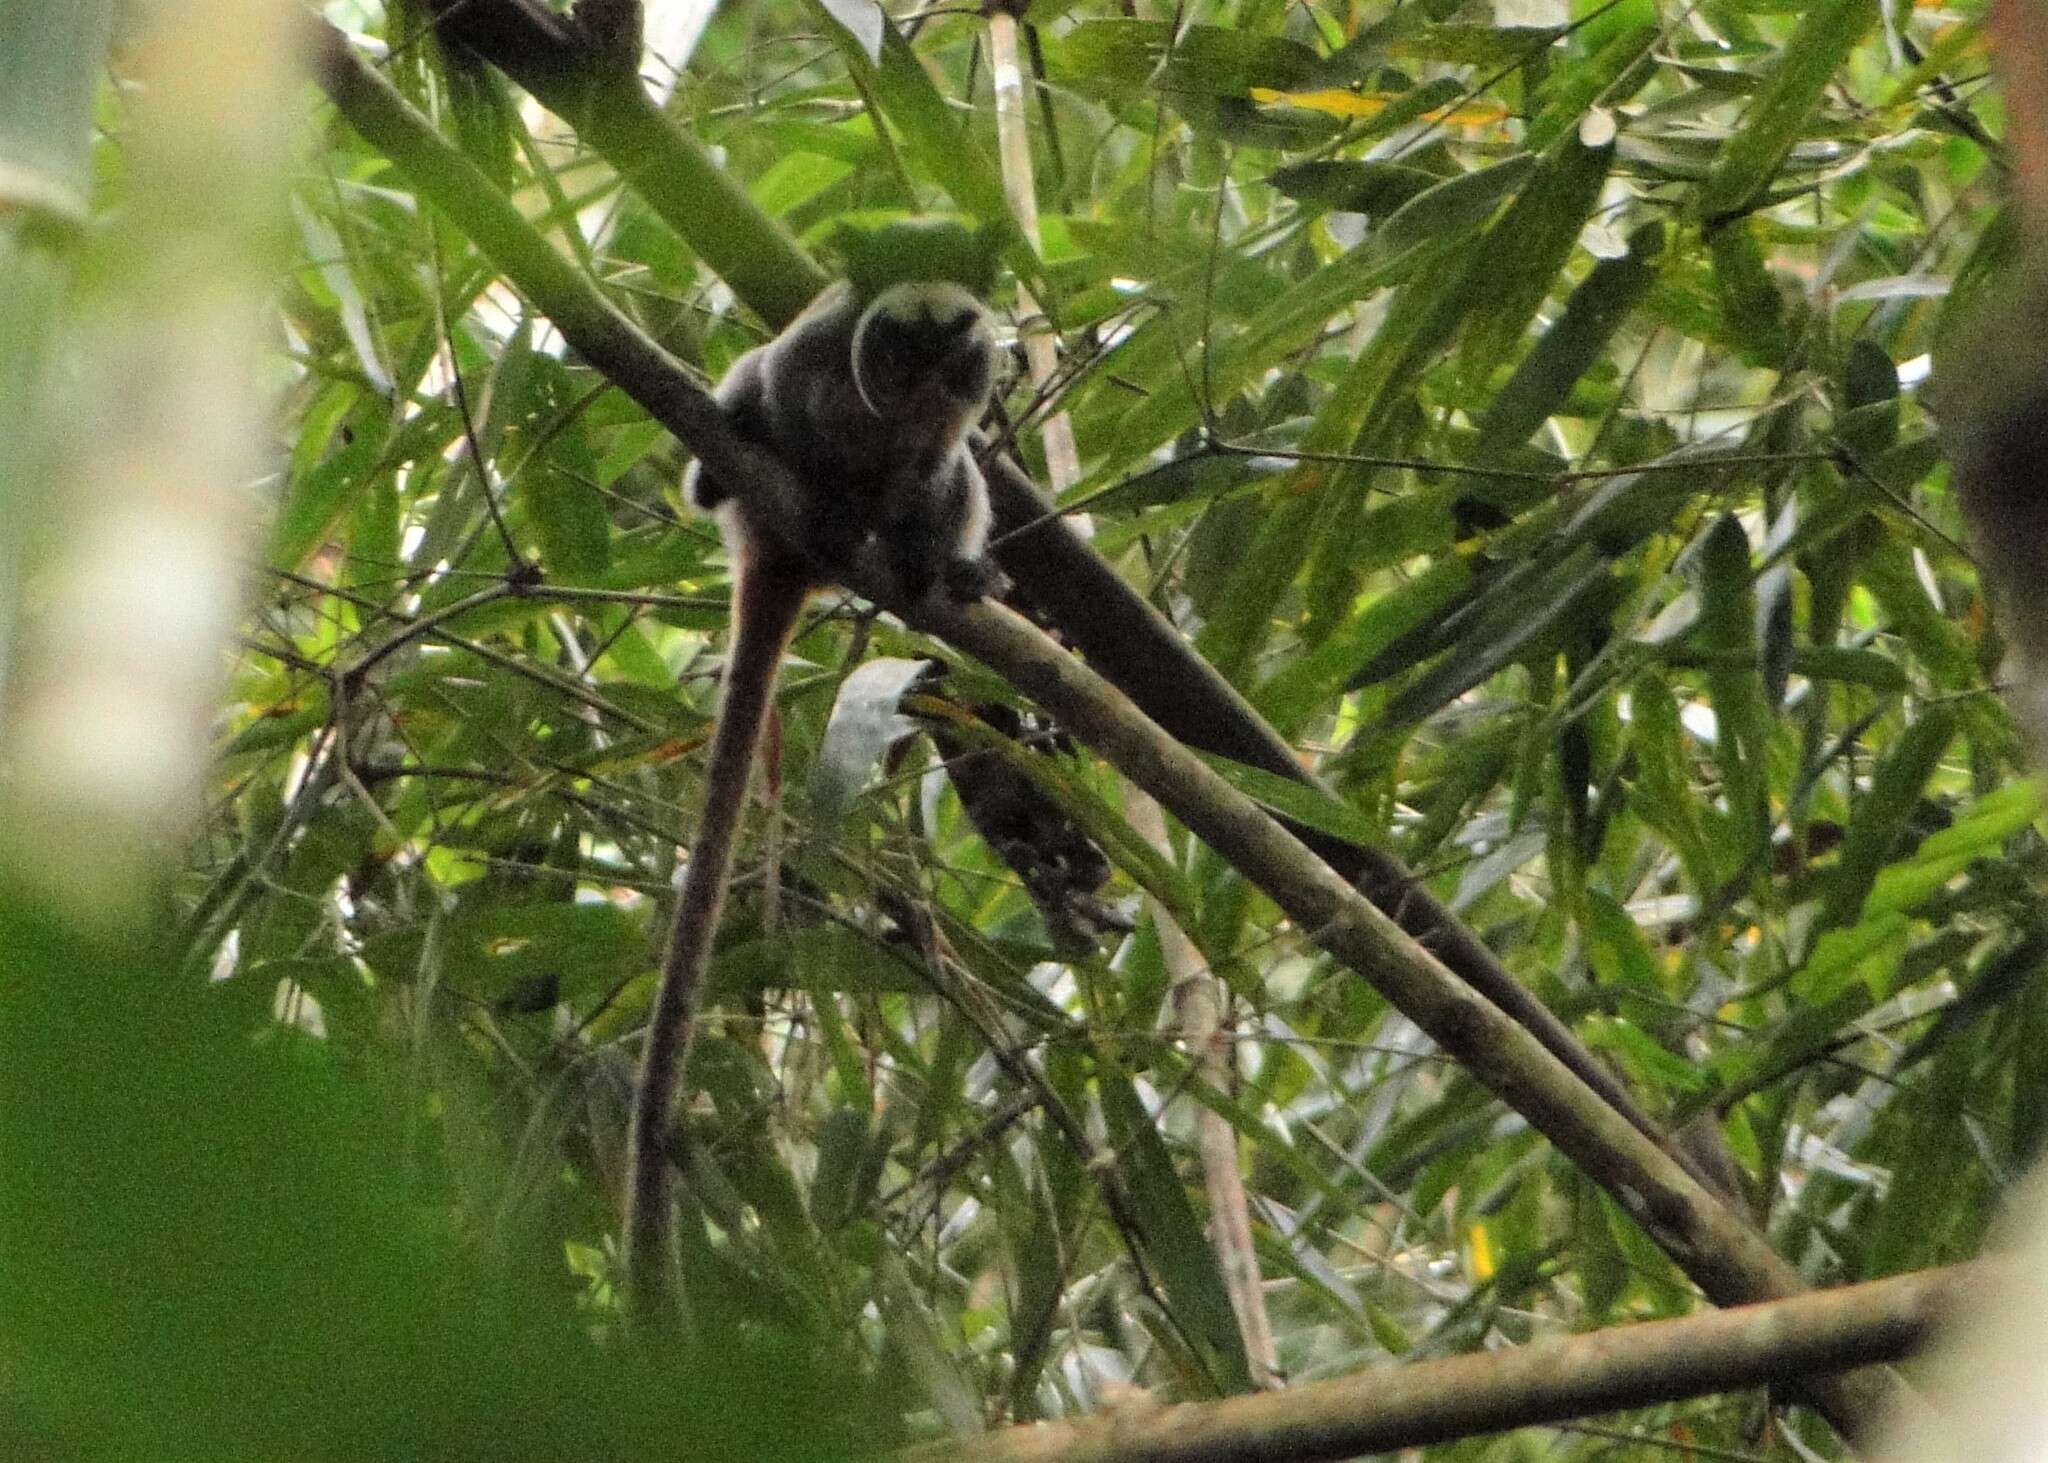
[2,0,295,910]
[0,0,114,710]
[987,11,1080,492]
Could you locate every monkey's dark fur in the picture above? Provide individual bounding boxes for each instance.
[932,702,1126,957]
[625,278,1003,1325]
[686,279,1000,604]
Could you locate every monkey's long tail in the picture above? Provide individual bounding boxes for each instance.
[624,559,810,1328]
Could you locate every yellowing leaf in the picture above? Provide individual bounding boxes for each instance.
[1467,1222,1496,1280]
[1247,87,1507,128]
[1248,87,1387,117]
[1427,101,1510,128]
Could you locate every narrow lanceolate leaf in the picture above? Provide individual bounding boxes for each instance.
[1097,1075,1256,1395]
[1698,0,1880,222]
[1690,515,1771,853]
[1256,555,1475,734]
[1196,155,1544,676]
[846,19,1012,227]
[527,464,612,579]
[1863,1040,1984,1275]
[1375,551,1617,736]
[1267,159,1440,218]
[1865,780,2043,918]
[1457,126,1615,378]
[817,0,885,61]
[1628,670,1719,894]
[1057,21,1322,95]
[1858,538,1979,692]
[1709,219,1790,368]
[270,429,382,571]
[1526,23,1659,151]
[995,1161,1063,1411]
[1191,751,1382,849]
[1367,154,1539,260]
[1817,706,1958,934]
[1838,337,1901,459]
[1100,156,1533,468]
[1478,221,1664,452]
[871,1250,985,1432]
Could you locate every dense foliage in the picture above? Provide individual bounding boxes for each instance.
[18,0,2036,1455]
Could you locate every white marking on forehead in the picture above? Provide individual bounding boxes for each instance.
[877,281,984,328]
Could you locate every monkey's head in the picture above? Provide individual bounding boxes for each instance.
[849,281,999,433]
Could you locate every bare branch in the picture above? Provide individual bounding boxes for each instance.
[945,1263,1980,1463]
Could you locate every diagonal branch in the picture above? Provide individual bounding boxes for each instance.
[417,0,1693,1192]
[911,596,1903,1443]
[422,0,826,325]
[304,25,1908,1442]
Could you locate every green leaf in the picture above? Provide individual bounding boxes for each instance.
[1374,551,1616,735]
[1708,219,1789,367]
[1584,889,1667,996]
[1859,538,1978,690]
[712,922,925,996]
[1094,162,1537,467]
[270,428,381,571]
[1256,554,1475,734]
[1688,515,1770,853]
[1457,129,1614,378]
[1818,706,1957,933]
[1697,0,1880,221]
[1585,1015,1709,1092]
[1479,221,1662,451]
[1192,751,1381,848]
[1058,21,1321,94]
[809,1106,876,1230]
[1526,23,1659,150]
[857,20,1013,227]
[1098,1074,1255,1394]
[527,465,611,577]
[1267,160,1442,216]
[362,902,649,1006]
[1865,778,2039,918]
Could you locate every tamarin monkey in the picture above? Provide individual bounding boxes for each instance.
[625,273,1004,1321]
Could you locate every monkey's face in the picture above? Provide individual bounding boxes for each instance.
[851,282,998,427]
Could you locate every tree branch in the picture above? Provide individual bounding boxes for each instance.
[421,0,826,326]
[304,26,1907,1440]
[911,594,1910,1440]
[941,1263,1980,1463]
[414,0,1690,1190]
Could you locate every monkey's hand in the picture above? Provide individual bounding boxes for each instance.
[942,554,1005,603]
